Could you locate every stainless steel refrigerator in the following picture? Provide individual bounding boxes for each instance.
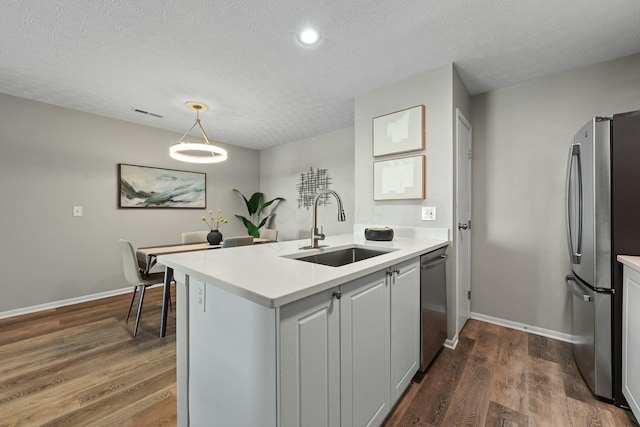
[565,110,640,405]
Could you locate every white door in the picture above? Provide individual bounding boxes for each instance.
[455,109,472,335]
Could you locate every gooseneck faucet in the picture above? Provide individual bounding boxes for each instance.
[310,190,346,248]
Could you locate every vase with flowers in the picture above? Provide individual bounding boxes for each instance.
[202,209,228,245]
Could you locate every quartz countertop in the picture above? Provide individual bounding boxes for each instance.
[158,233,449,308]
[618,255,640,273]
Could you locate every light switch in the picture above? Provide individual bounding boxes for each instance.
[73,206,83,217]
[421,206,436,221]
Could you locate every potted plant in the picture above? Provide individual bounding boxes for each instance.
[233,189,284,238]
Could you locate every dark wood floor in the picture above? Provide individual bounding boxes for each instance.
[0,288,637,426]
[385,319,638,427]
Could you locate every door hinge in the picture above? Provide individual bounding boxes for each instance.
[468,149,472,160]
[467,290,471,300]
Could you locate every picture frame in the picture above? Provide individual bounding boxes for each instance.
[372,105,425,157]
[118,163,206,209]
[373,155,425,200]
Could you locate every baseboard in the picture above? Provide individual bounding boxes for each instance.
[470,312,573,343]
[445,334,458,350]
[0,284,163,320]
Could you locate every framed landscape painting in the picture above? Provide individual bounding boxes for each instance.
[118,163,206,209]
[373,105,425,157]
[373,155,425,200]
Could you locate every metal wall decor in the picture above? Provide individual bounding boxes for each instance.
[296,167,332,209]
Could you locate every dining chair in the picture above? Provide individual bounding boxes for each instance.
[182,230,209,244]
[261,228,278,241]
[119,239,166,337]
[221,236,254,248]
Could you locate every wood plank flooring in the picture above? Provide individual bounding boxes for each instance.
[1,289,637,426]
[0,286,176,426]
[384,319,638,427]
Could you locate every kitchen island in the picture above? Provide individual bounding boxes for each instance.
[159,233,448,427]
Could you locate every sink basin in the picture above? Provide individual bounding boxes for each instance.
[290,247,393,267]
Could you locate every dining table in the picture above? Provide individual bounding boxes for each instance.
[136,238,273,337]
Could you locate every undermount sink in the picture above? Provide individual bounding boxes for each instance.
[289,246,394,267]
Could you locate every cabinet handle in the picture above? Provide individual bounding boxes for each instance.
[386,268,400,277]
[332,290,342,300]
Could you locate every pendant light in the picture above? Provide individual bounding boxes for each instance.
[170,101,228,164]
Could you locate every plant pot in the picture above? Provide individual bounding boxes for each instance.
[207,230,223,245]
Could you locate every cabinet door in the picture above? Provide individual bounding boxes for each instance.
[340,271,390,427]
[279,288,340,427]
[390,258,420,402]
[623,266,640,419]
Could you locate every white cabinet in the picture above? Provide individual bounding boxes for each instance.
[389,260,420,402]
[279,258,420,427]
[340,270,390,427]
[279,288,341,427]
[622,265,640,419]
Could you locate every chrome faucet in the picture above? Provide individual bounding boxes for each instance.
[310,190,346,248]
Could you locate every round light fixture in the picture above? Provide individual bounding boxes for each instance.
[170,102,228,164]
[170,142,227,163]
[298,28,321,46]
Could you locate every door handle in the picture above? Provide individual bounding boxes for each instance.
[565,275,591,302]
[565,143,583,264]
[458,223,468,230]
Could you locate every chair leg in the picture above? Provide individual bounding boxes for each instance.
[125,287,137,323]
[167,286,172,312]
[133,285,146,337]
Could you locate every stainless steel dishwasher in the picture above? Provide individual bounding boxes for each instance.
[419,246,448,372]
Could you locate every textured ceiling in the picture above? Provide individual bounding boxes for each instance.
[1,0,639,150]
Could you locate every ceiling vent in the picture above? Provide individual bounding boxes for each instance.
[131,108,163,118]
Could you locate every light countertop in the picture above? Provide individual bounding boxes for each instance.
[618,255,640,273]
[158,233,449,308]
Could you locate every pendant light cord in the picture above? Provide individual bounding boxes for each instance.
[177,108,213,145]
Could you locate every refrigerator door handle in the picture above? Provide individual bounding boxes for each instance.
[565,275,591,302]
[565,143,583,264]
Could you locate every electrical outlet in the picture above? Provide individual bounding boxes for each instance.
[194,281,206,312]
[421,206,436,221]
[73,206,83,217]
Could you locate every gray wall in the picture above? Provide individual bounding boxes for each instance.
[0,94,260,313]
[354,64,471,339]
[470,53,640,334]
[259,127,355,241]
[354,64,454,230]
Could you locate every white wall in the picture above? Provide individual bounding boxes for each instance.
[0,94,260,313]
[470,53,640,334]
[259,127,355,242]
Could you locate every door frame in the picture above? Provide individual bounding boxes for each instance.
[455,108,472,336]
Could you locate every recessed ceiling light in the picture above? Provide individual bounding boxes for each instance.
[298,28,321,46]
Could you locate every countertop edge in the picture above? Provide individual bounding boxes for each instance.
[159,236,449,308]
[617,255,640,273]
